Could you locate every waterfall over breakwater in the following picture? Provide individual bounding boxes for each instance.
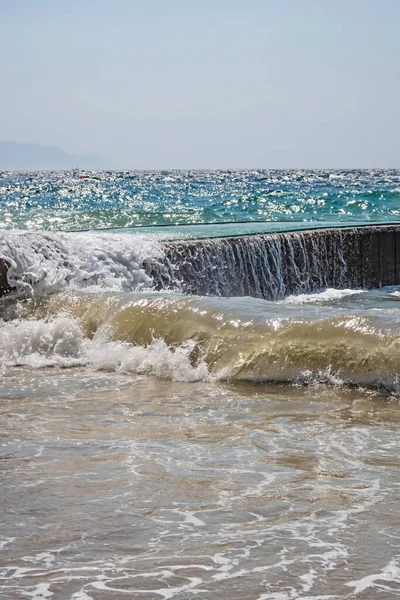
[0,225,399,300]
[147,225,400,300]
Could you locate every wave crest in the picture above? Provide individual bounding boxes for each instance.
[3,292,400,391]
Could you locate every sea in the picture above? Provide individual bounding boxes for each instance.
[1,170,400,599]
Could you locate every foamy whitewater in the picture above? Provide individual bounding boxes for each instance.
[1,171,400,599]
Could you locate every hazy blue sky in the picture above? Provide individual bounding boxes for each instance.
[1,0,399,168]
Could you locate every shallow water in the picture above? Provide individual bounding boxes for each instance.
[1,371,400,599]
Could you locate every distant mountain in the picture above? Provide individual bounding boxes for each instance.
[0,141,113,171]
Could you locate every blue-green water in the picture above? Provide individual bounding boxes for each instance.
[1,169,400,238]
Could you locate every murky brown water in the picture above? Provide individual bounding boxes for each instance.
[1,369,399,599]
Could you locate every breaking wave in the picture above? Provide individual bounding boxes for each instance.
[2,291,400,390]
[0,231,163,297]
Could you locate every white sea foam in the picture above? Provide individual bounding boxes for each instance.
[0,230,163,296]
[0,316,209,382]
[282,288,366,304]
[22,583,53,599]
[0,537,16,550]
[71,592,94,600]
[345,558,400,594]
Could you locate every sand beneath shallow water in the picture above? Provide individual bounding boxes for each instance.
[1,370,400,599]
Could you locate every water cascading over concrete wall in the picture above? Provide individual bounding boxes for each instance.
[0,224,399,299]
[146,224,400,300]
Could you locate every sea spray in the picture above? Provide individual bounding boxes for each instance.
[0,231,164,297]
[0,315,209,381]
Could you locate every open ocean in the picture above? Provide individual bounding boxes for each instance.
[1,170,400,599]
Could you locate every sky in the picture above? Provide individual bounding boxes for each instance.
[1,0,399,169]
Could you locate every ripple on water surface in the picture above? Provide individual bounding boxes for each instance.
[1,371,400,599]
[1,169,400,234]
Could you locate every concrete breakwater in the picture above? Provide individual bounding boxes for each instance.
[0,224,400,300]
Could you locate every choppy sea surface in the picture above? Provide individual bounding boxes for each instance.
[1,170,400,599]
[1,169,400,236]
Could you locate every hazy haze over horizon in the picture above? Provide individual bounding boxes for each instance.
[1,0,399,169]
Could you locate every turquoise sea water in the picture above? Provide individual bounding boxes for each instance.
[1,169,400,237]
